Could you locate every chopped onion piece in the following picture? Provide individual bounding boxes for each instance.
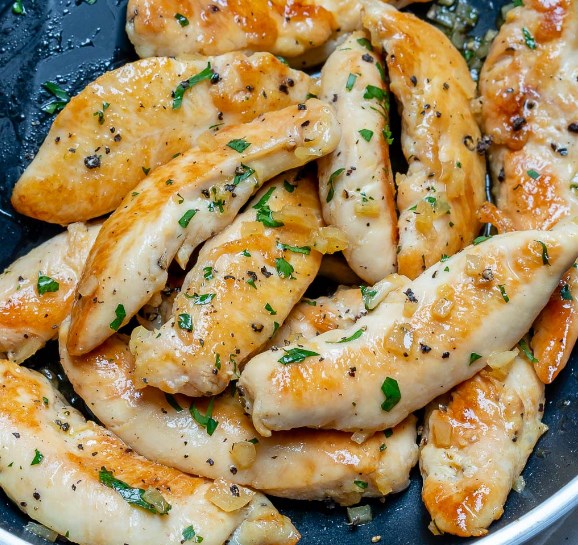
[309,226,349,254]
[142,488,172,515]
[230,441,257,469]
[206,478,255,512]
[351,431,372,444]
[428,520,445,535]
[487,349,518,370]
[25,522,59,542]
[346,505,372,526]
[431,416,453,448]
[512,475,526,493]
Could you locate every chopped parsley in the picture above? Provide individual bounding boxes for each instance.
[99,467,171,514]
[265,303,277,315]
[277,242,311,254]
[356,37,373,51]
[329,327,366,344]
[232,164,255,186]
[253,187,284,228]
[182,525,203,543]
[241,249,251,257]
[142,166,151,175]
[227,138,251,153]
[473,235,491,245]
[535,240,550,265]
[31,449,43,466]
[278,347,320,365]
[37,274,59,295]
[561,283,573,301]
[175,13,189,26]
[93,102,109,125]
[498,285,510,303]
[178,313,193,332]
[522,27,537,49]
[283,179,296,193]
[275,258,294,278]
[518,339,538,363]
[326,168,345,203]
[527,169,540,179]
[440,254,450,262]
[358,129,374,142]
[109,304,126,331]
[354,480,368,489]
[164,393,183,412]
[380,377,401,412]
[383,126,394,145]
[41,81,70,114]
[184,293,215,305]
[172,63,214,109]
[203,266,214,280]
[12,1,25,14]
[469,352,482,365]
[190,398,218,435]
[346,73,358,91]
[360,285,377,311]
[178,209,197,228]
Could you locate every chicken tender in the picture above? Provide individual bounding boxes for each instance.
[420,356,546,537]
[239,224,578,436]
[67,100,340,356]
[0,359,299,545]
[363,0,486,279]
[11,53,312,224]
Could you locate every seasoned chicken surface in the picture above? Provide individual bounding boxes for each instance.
[267,286,366,347]
[479,0,578,383]
[67,100,340,356]
[11,53,312,224]
[363,1,486,279]
[318,31,397,284]
[0,223,100,363]
[239,225,578,436]
[126,0,429,63]
[59,325,418,506]
[130,171,324,396]
[420,356,546,537]
[0,360,299,545]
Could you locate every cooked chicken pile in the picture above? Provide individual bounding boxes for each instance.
[2,0,577,542]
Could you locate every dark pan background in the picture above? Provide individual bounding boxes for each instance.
[0,1,576,544]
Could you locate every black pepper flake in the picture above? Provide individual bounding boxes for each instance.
[463,135,475,151]
[218,111,224,121]
[348,367,356,377]
[297,103,307,110]
[476,135,492,155]
[33,492,40,500]
[207,458,215,466]
[224,275,236,280]
[251,323,264,332]
[12,433,20,438]
[511,116,526,131]
[403,288,418,303]
[84,155,101,169]
[114,133,122,142]
[230,485,240,497]
[201,189,210,198]
[361,53,374,63]
[410,75,417,86]
[567,122,578,133]
[498,168,505,183]
[301,120,310,127]
[332,93,338,103]
[279,84,289,94]
[209,4,219,11]
[210,72,221,84]
[286,78,295,87]
[419,343,431,353]
[481,268,494,281]
[247,271,258,282]
[538,403,544,412]
[442,352,450,359]
[230,466,238,475]
[260,266,272,278]
[443,82,449,90]
[550,143,568,156]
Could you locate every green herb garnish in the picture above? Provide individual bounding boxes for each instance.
[109,304,126,331]
[172,63,214,109]
[190,398,218,435]
[178,313,193,331]
[278,347,320,365]
[380,377,401,412]
[178,209,197,228]
[227,138,251,153]
[326,168,345,203]
[31,449,43,465]
[175,13,189,26]
[358,129,373,142]
[277,242,311,254]
[275,258,294,278]
[37,274,59,295]
[535,240,550,265]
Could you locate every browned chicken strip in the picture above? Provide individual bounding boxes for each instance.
[126,0,429,64]
[59,323,418,506]
[11,53,312,224]
[363,0,486,279]
[66,100,340,356]
[0,359,299,545]
[479,0,578,383]
[318,31,398,284]
[130,171,324,396]
[420,355,546,537]
[239,224,578,436]
[0,223,100,363]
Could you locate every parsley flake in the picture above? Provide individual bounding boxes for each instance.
[329,327,366,344]
[41,81,70,114]
[227,138,251,153]
[172,63,214,109]
[518,339,538,363]
[275,258,294,278]
[178,209,197,228]
[37,274,59,295]
[356,37,373,51]
[278,347,320,364]
[469,353,482,365]
[380,377,401,411]
[175,13,189,26]
[182,525,203,543]
[522,27,537,49]
[358,129,374,142]
[190,398,218,435]
[535,240,550,265]
[527,169,540,179]
[31,449,43,465]
[346,73,358,91]
[93,102,109,125]
[265,303,277,315]
[561,283,573,301]
[178,313,193,331]
[326,168,345,203]
[277,242,311,254]
[164,393,183,412]
[184,293,215,305]
[498,285,510,303]
[109,304,126,331]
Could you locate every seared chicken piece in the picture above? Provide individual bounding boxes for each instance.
[363,1,486,279]
[11,53,312,224]
[60,324,418,506]
[0,360,299,545]
[67,100,340,356]
[130,171,324,396]
[479,0,578,383]
[318,31,397,284]
[0,223,100,363]
[267,286,366,347]
[531,266,578,383]
[420,356,546,537]
[126,0,429,64]
[239,224,578,436]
